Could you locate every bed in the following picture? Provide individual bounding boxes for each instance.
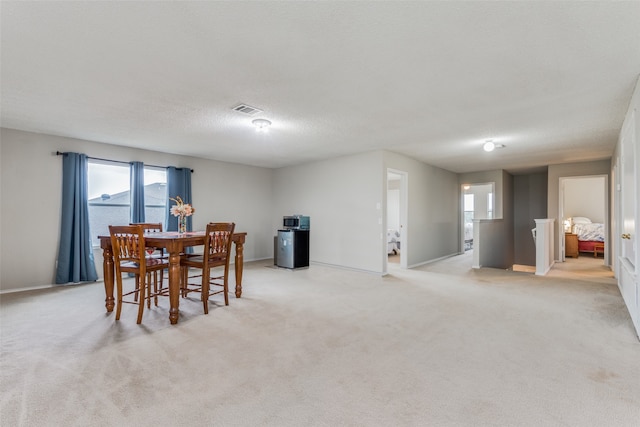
[571,217,605,254]
[387,229,401,255]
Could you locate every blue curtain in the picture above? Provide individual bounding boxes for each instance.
[130,161,145,223]
[166,166,193,232]
[55,153,98,284]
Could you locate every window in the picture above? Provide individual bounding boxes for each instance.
[143,167,167,225]
[87,161,167,246]
[464,194,474,224]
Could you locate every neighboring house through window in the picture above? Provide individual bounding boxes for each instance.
[87,161,166,246]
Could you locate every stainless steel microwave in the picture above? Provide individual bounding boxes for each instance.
[283,215,310,230]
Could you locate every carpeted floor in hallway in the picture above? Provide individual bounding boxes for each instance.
[1,254,638,426]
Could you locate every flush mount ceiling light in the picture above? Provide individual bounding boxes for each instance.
[252,118,272,132]
[483,140,504,152]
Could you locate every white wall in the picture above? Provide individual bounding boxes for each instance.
[272,150,459,274]
[563,177,606,223]
[0,128,273,292]
[383,151,459,268]
[387,178,400,231]
[0,130,463,288]
[272,151,384,273]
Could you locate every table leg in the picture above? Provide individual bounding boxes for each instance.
[234,240,244,298]
[168,251,181,324]
[102,246,115,312]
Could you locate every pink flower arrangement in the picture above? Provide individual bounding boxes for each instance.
[170,196,195,217]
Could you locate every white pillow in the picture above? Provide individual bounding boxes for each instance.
[572,217,592,224]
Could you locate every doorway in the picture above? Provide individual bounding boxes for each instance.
[386,169,407,270]
[460,182,495,253]
[559,175,608,265]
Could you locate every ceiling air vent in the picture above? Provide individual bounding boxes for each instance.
[232,104,263,116]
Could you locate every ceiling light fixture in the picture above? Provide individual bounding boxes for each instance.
[252,118,272,132]
[483,140,504,152]
[483,140,495,152]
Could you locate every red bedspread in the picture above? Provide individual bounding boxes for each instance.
[578,240,599,252]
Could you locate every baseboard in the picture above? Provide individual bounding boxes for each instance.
[0,283,73,294]
[408,252,461,269]
[535,260,555,276]
[310,261,383,276]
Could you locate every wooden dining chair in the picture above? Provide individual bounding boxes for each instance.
[130,222,167,296]
[180,222,235,314]
[130,222,164,257]
[109,225,169,324]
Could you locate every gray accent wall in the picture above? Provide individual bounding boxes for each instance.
[513,173,548,266]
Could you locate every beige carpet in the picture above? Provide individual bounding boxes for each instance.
[1,254,639,426]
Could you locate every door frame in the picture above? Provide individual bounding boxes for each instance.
[558,175,609,265]
[385,169,408,271]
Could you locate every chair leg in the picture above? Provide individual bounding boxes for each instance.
[146,272,152,309]
[223,278,229,306]
[223,265,229,306]
[134,275,140,302]
[153,271,159,306]
[202,270,210,314]
[136,275,146,324]
[115,274,124,321]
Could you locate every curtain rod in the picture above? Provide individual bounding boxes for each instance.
[56,151,194,173]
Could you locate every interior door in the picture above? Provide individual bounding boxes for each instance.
[620,112,636,268]
[618,109,638,337]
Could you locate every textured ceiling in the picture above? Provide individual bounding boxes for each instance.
[2,1,639,173]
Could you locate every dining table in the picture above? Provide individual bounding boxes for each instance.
[99,231,247,324]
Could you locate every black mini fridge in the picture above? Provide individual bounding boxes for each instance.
[276,229,309,269]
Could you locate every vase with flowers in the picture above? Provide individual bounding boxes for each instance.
[170,196,195,234]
